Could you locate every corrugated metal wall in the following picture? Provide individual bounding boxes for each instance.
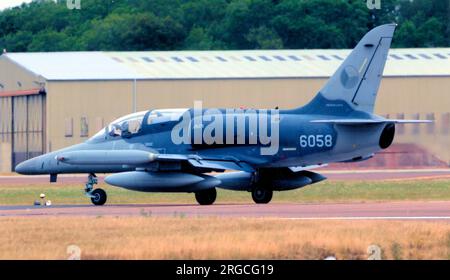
[45,76,450,167]
[0,94,45,171]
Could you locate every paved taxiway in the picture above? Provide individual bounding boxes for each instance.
[1,201,450,220]
[2,169,450,185]
[1,170,450,220]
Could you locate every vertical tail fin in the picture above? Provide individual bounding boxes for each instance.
[299,24,396,115]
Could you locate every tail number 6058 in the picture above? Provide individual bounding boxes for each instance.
[299,135,333,148]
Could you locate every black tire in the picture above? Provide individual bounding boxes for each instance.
[195,188,217,205]
[252,187,273,204]
[91,188,107,206]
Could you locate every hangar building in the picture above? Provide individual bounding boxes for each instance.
[0,48,449,172]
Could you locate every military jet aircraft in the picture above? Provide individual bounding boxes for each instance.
[16,24,430,206]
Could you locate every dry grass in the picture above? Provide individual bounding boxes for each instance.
[0,216,449,260]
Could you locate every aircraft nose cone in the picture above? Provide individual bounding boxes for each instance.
[15,159,37,175]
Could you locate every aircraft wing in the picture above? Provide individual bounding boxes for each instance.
[56,150,254,172]
[188,159,255,172]
[310,119,433,124]
[288,164,328,172]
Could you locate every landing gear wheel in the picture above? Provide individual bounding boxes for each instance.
[195,188,217,205]
[252,187,273,204]
[90,188,107,206]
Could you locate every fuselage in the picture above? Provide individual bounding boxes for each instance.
[12,24,403,206]
[15,107,390,175]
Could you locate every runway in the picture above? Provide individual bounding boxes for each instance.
[2,169,450,185]
[1,201,450,220]
[2,170,450,220]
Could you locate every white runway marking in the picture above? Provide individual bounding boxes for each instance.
[282,216,450,220]
[321,169,450,174]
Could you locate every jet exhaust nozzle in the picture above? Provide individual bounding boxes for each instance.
[379,123,395,149]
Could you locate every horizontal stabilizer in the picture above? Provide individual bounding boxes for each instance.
[386,119,434,124]
[310,119,433,125]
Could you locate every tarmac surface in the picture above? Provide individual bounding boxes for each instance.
[1,201,450,220]
[1,169,450,220]
[2,169,450,185]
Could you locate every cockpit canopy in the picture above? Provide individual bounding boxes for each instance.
[108,111,145,138]
[90,109,188,141]
[146,108,188,125]
[105,111,147,137]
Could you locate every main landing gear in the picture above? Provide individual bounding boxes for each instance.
[195,188,217,205]
[194,186,273,205]
[251,186,273,204]
[85,173,107,206]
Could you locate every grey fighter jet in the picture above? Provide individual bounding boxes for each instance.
[16,24,430,205]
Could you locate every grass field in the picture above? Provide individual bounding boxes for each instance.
[1,179,450,260]
[0,216,449,260]
[1,179,450,205]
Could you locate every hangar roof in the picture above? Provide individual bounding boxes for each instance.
[2,48,450,81]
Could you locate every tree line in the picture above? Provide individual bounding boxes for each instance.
[0,0,448,52]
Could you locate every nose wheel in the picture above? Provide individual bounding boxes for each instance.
[90,188,107,206]
[84,173,107,206]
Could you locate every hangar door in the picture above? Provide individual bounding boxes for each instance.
[0,92,45,171]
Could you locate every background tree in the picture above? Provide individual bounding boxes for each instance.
[0,0,448,52]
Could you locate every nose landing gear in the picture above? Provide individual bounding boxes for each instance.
[85,173,107,206]
[90,188,107,206]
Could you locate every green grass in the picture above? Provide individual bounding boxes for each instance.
[1,179,450,205]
